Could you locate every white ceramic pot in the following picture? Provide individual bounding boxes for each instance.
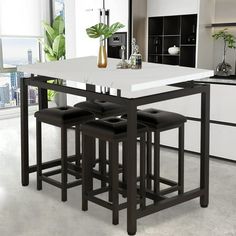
[168,45,180,55]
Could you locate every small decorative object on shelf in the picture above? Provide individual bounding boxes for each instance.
[131,45,142,69]
[129,38,137,62]
[129,38,142,69]
[168,45,180,55]
[116,45,129,69]
[212,28,236,77]
[86,22,125,68]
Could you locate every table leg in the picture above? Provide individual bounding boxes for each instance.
[38,87,48,110]
[200,86,210,207]
[20,77,29,186]
[127,102,137,235]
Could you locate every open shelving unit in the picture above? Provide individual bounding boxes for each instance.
[148,14,197,67]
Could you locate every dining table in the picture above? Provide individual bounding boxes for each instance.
[18,56,214,235]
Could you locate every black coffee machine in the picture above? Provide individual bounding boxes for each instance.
[108,32,127,59]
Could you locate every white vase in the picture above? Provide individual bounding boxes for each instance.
[168,45,180,55]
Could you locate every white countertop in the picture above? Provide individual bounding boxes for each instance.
[18,56,213,93]
[198,78,236,85]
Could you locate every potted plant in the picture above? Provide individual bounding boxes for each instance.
[39,15,66,103]
[86,22,124,68]
[212,28,236,77]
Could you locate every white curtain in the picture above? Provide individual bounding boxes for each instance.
[0,0,48,38]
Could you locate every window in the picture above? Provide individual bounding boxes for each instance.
[55,0,65,17]
[2,38,40,67]
[0,38,41,108]
[0,0,48,109]
[0,0,64,109]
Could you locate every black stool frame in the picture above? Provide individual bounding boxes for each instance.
[81,125,147,225]
[146,124,185,197]
[36,119,82,202]
[21,76,210,236]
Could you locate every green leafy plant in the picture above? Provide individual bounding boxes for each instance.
[39,15,65,101]
[212,28,236,62]
[40,15,65,61]
[86,22,125,41]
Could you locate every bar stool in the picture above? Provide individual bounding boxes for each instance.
[74,100,125,187]
[35,106,94,202]
[74,100,124,118]
[80,117,147,225]
[137,108,187,197]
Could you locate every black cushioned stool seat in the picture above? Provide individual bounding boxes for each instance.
[35,106,94,126]
[137,108,187,199]
[35,106,94,202]
[74,100,125,118]
[81,117,147,225]
[81,117,147,139]
[137,108,187,130]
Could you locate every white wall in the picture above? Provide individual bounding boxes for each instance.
[64,0,130,106]
[64,0,77,59]
[213,0,236,74]
[196,0,215,69]
[133,0,147,61]
[147,0,198,17]
[65,0,129,59]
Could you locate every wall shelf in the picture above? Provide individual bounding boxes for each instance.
[148,14,197,67]
[180,44,196,47]
[206,22,236,28]
[149,53,179,56]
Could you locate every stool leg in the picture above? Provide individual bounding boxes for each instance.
[108,144,112,202]
[75,126,81,179]
[154,131,160,201]
[91,137,96,167]
[146,131,152,190]
[99,140,107,188]
[140,133,146,209]
[82,134,94,211]
[36,120,42,191]
[122,141,127,197]
[178,125,185,195]
[110,142,119,225]
[61,126,68,202]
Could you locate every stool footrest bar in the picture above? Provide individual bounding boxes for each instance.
[29,155,78,173]
[89,187,110,196]
[43,168,61,177]
[67,180,82,188]
[87,195,113,210]
[159,186,179,196]
[41,175,62,188]
[137,188,203,219]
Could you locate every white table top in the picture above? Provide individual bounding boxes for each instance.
[18,56,213,93]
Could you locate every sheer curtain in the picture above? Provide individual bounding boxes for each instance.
[0,0,49,38]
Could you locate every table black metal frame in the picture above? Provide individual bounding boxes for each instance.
[20,76,210,235]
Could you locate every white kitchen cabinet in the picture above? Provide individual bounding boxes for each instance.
[148,84,236,161]
[147,0,198,18]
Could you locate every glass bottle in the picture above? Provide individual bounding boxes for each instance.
[117,45,129,69]
[129,38,137,66]
[131,45,142,69]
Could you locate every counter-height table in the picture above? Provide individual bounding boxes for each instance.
[18,56,213,235]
